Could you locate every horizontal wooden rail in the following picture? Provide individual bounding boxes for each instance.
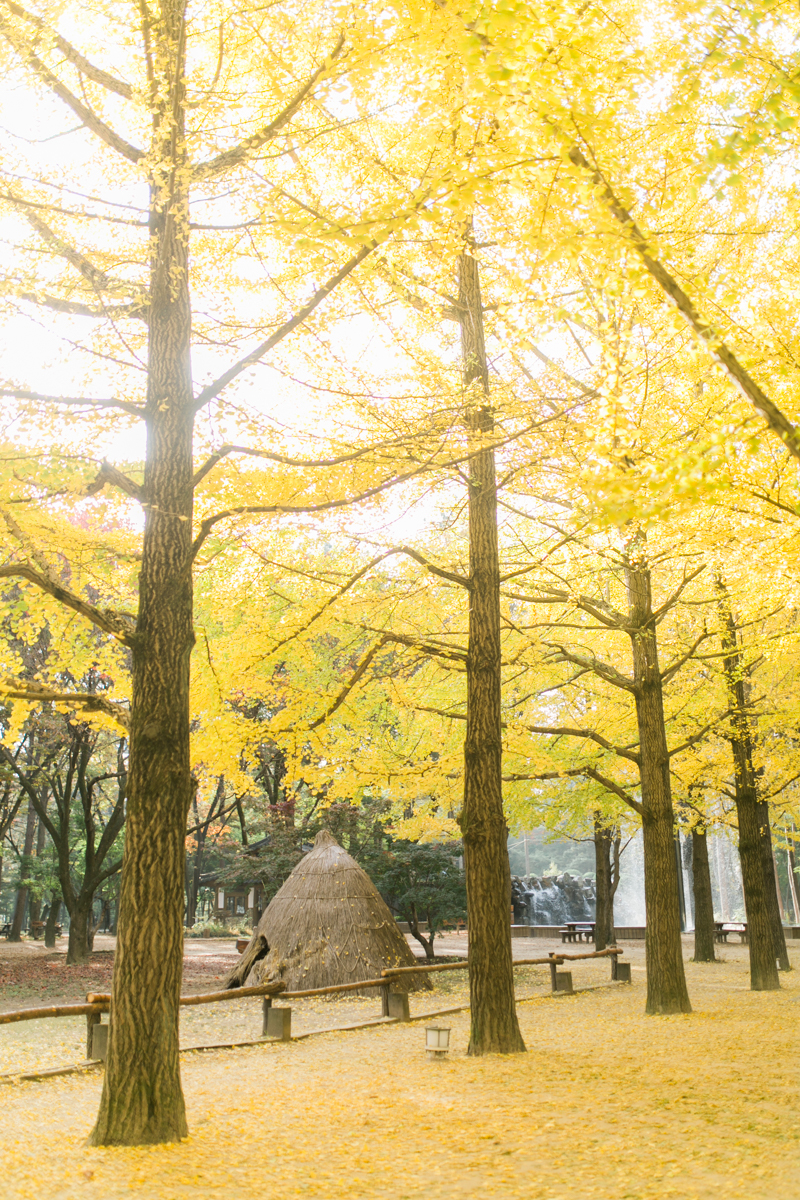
[382,948,622,978]
[0,949,627,1033]
[282,977,391,999]
[85,980,287,1009]
[560,948,622,962]
[0,1002,105,1026]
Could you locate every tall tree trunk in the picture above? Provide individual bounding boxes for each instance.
[28,793,49,928]
[593,814,614,952]
[457,245,525,1056]
[90,1,194,1145]
[67,895,93,965]
[625,543,691,1014]
[756,799,790,970]
[9,797,37,941]
[691,826,717,963]
[787,828,800,925]
[44,895,61,948]
[717,581,780,989]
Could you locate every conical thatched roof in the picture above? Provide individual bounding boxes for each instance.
[238,829,430,994]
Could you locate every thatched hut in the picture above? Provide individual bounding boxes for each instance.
[225,829,430,993]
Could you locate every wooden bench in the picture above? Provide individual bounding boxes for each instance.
[714,922,748,944]
[560,923,595,944]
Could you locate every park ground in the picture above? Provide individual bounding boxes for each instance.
[0,934,799,1199]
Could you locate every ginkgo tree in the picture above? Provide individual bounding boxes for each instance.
[0,0,479,1145]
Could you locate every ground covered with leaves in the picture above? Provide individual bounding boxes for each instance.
[0,938,798,1198]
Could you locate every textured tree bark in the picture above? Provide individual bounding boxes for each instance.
[28,802,49,929]
[717,583,780,989]
[756,799,790,971]
[44,895,62,948]
[593,814,614,952]
[690,826,717,963]
[67,897,93,965]
[457,248,525,1056]
[625,544,691,1014]
[90,0,194,1145]
[788,832,800,925]
[9,797,37,941]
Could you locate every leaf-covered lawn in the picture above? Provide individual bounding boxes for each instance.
[1,943,799,1199]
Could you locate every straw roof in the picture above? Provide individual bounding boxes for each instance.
[238,829,431,994]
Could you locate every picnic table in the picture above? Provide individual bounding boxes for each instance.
[714,921,748,943]
[560,922,596,944]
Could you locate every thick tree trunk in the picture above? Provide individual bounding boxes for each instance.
[756,799,790,970]
[625,547,691,1014]
[28,799,49,928]
[788,832,800,925]
[44,895,61,948]
[9,798,37,941]
[691,826,717,963]
[717,582,780,989]
[90,2,194,1145]
[593,814,614,952]
[457,247,525,1056]
[66,897,92,965]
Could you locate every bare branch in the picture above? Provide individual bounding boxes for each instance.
[544,643,636,692]
[583,766,643,816]
[193,34,345,180]
[522,722,640,764]
[371,630,468,665]
[567,141,800,460]
[394,545,469,588]
[652,565,707,624]
[0,562,136,645]
[0,18,143,162]
[192,430,425,489]
[660,629,712,686]
[667,708,734,759]
[0,0,132,97]
[510,585,628,629]
[192,242,374,410]
[0,677,129,729]
[0,387,144,418]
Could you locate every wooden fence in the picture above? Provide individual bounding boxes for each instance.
[0,946,630,1063]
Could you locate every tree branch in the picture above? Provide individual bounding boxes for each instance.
[544,643,636,692]
[192,34,345,180]
[523,722,640,765]
[582,766,643,817]
[192,242,374,410]
[567,142,800,460]
[0,563,136,645]
[84,460,143,503]
[652,565,707,623]
[667,708,734,760]
[0,387,145,418]
[660,629,712,686]
[0,678,130,728]
[369,630,468,665]
[308,636,387,729]
[0,0,132,96]
[191,430,424,489]
[0,18,143,162]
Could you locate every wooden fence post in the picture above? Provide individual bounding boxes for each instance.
[86,1011,100,1059]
